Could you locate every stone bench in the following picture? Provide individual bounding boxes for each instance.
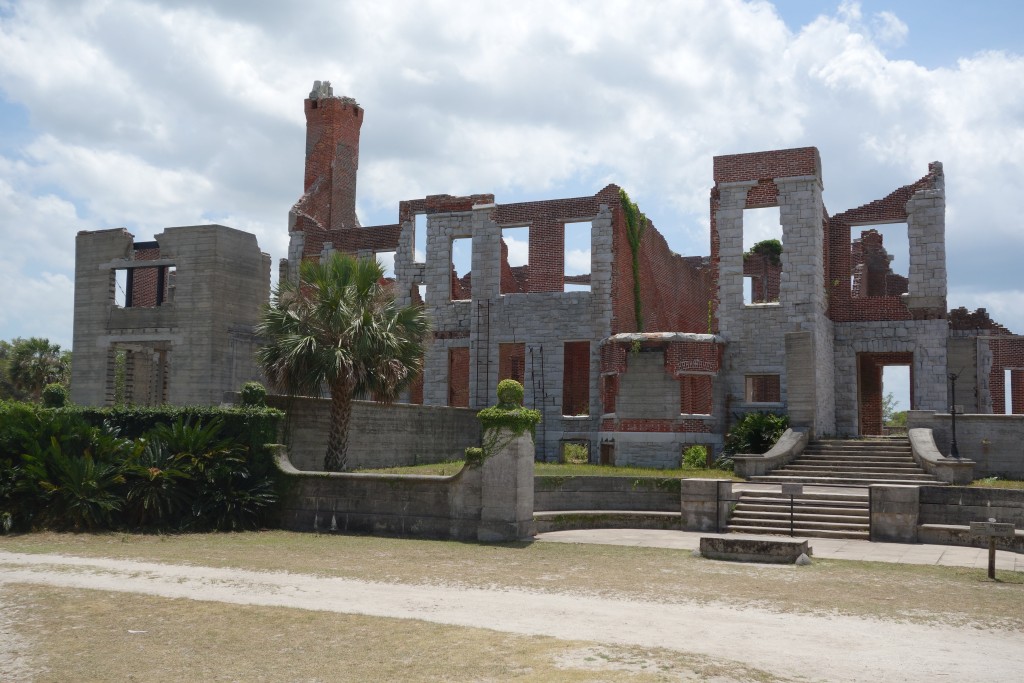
[699,537,811,564]
[918,523,1024,553]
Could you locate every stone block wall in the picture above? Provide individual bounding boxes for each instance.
[275,429,535,542]
[261,395,481,472]
[72,224,270,407]
[833,320,948,436]
[534,476,680,512]
[907,411,1024,477]
[712,148,834,436]
[919,486,1024,527]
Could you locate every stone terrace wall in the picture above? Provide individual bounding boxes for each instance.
[919,486,1024,528]
[534,476,680,512]
[907,411,1024,477]
[275,431,534,542]
[261,395,480,471]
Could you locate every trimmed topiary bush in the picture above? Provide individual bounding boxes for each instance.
[41,383,68,408]
[239,381,267,407]
[496,378,525,407]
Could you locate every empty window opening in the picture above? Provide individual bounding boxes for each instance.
[850,224,908,297]
[1005,368,1015,415]
[680,375,713,415]
[107,345,169,407]
[563,221,591,292]
[417,283,427,304]
[413,213,427,263]
[882,365,911,434]
[499,342,526,385]
[447,347,470,407]
[376,251,396,279]
[560,440,590,464]
[165,267,176,304]
[450,237,472,300]
[113,269,128,307]
[500,226,530,294]
[744,374,780,403]
[562,341,590,416]
[600,442,615,465]
[742,207,782,304]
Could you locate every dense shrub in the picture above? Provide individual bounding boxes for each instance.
[0,401,284,533]
[724,412,789,455]
[239,381,267,407]
[682,445,709,469]
[41,383,68,408]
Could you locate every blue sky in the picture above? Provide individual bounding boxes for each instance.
[1,0,1022,411]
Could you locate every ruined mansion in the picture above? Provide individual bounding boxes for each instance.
[71,82,1024,467]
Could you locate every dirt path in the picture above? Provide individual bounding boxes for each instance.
[2,550,1022,682]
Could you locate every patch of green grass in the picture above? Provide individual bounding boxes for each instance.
[971,477,1024,490]
[357,460,742,480]
[359,459,466,476]
[534,462,740,479]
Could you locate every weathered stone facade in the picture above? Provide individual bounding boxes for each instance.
[71,225,270,406]
[274,83,1024,468]
[70,81,1023,470]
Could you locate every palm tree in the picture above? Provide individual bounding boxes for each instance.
[256,253,428,471]
[7,338,69,402]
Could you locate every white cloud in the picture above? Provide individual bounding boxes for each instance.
[0,0,1021,344]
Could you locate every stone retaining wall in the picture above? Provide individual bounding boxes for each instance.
[258,394,480,471]
[274,429,534,542]
[919,486,1024,527]
[534,476,680,512]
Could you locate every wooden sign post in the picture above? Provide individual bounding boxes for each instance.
[970,520,1015,579]
[781,484,803,537]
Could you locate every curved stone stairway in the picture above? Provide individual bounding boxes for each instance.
[728,437,944,540]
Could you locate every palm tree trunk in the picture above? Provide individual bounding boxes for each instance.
[324,377,354,471]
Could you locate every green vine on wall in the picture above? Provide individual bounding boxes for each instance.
[619,189,647,332]
[472,380,541,462]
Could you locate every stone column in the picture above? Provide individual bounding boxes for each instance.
[870,485,919,543]
[478,430,536,541]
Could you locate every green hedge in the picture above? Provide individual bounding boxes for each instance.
[0,401,285,534]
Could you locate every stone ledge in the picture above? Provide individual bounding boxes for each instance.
[698,537,810,564]
[918,523,1024,553]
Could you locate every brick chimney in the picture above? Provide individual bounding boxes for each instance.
[302,80,363,231]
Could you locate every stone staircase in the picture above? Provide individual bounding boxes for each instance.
[749,437,941,487]
[728,437,943,540]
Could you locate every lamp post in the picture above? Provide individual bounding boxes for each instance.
[948,371,960,459]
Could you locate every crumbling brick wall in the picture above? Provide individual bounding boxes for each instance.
[827,166,941,322]
[292,82,363,238]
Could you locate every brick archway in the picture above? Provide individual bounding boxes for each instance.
[857,352,913,436]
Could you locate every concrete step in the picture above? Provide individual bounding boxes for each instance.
[533,510,680,533]
[728,515,869,532]
[735,502,868,517]
[759,469,937,480]
[749,475,943,486]
[783,464,928,474]
[726,524,869,540]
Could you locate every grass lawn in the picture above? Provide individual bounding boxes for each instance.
[970,476,1024,490]
[359,460,742,480]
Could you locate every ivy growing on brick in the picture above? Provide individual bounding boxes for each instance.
[619,189,647,331]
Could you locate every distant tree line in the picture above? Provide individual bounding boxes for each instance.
[0,337,70,403]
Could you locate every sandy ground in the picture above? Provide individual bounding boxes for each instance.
[1,550,1022,682]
